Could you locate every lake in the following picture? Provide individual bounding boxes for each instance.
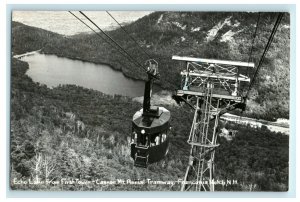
[20,53,155,97]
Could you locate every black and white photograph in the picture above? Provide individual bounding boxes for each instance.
[10,10,290,192]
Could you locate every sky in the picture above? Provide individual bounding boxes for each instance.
[12,11,153,35]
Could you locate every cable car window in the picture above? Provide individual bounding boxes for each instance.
[145,136,149,146]
[161,132,167,143]
[155,135,160,146]
[132,132,137,144]
[138,134,149,147]
[150,134,156,147]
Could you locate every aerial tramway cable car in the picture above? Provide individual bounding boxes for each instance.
[130,59,171,168]
[69,11,171,168]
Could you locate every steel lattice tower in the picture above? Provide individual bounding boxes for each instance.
[172,56,254,191]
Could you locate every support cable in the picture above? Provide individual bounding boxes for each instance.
[247,12,261,64]
[69,11,144,71]
[70,11,177,88]
[79,11,147,71]
[106,11,178,88]
[106,11,152,59]
[246,12,284,98]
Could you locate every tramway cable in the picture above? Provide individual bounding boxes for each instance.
[247,12,261,64]
[69,11,144,71]
[78,11,147,71]
[77,11,176,88]
[105,11,178,89]
[70,11,175,87]
[105,11,180,89]
[106,11,153,60]
[246,12,261,78]
[246,12,284,98]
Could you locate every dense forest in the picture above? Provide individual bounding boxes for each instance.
[11,12,289,191]
[12,12,290,121]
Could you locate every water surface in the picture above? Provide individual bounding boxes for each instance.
[21,53,151,97]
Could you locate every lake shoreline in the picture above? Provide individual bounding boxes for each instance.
[42,51,143,81]
[18,52,163,98]
[14,49,143,81]
[17,49,164,89]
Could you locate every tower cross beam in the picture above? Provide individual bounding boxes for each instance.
[172,55,255,68]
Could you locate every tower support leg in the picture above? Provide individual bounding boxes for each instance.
[180,85,220,191]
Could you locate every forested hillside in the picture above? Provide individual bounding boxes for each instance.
[12,21,62,55]
[12,12,290,121]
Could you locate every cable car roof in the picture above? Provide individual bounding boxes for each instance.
[132,107,170,134]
